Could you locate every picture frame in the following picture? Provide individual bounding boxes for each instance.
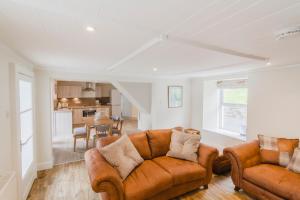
[168,86,183,108]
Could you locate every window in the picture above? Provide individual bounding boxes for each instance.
[19,79,34,178]
[217,80,248,136]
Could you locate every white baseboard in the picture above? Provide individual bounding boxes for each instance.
[37,160,53,171]
[22,171,36,200]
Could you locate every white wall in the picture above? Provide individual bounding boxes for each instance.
[0,42,34,171]
[190,78,203,130]
[202,80,219,130]
[247,66,300,140]
[121,95,132,117]
[0,42,34,200]
[35,70,53,170]
[118,81,152,113]
[0,64,12,171]
[151,79,191,129]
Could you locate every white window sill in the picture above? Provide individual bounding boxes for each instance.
[202,128,246,141]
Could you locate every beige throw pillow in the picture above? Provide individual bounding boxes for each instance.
[99,135,144,180]
[167,130,201,162]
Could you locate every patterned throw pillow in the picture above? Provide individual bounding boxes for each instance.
[288,148,300,173]
[167,129,201,162]
[99,135,144,180]
[258,135,299,166]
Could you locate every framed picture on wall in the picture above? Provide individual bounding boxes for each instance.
[168,86,183,108]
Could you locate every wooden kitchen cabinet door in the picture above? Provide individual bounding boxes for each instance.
[72,109,83,124]
[70,86,82,98]
[101,85,112,97]
[95,86,102,97]
[57,86,82,98]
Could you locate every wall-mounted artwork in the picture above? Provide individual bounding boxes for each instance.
[168,86,183,108]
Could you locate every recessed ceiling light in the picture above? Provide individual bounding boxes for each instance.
[86,26,95,32]
[153,67,158,72]
[266,62,271,66]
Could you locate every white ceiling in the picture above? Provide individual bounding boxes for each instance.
[0,0,299,77]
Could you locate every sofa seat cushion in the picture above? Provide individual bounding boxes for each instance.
[123,160,173,200]
[243,164,300,200]
[153,156,206,185]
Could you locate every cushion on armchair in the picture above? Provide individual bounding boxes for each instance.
[99,134,144,180]
[258,135,299,166]
[288,148,300,173]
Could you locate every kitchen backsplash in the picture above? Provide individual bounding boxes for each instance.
[57,97,110,107]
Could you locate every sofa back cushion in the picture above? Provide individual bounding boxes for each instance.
[258,135,299,166]
[97,131,152,160]
[147,129,172,158]
[129,132,152,159]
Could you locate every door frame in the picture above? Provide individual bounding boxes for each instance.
[10,64,37,200]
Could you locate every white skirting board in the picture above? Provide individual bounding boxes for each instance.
[0,171,17,200]
[37,160,53,171]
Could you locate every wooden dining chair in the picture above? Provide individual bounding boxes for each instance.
[93,124,111,147]
[111,116,120,129]
[112,119,124,136]
[73,123,88,152]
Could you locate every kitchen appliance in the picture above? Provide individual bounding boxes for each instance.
[82,82,95,92]
[111,89,122,117]
[82,109,96,117]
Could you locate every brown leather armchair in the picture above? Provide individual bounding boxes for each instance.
[224,140,300,200]
[85,129,218,200]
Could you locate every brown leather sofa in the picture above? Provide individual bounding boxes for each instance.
[224,140,300,200]
[85,129,218,200]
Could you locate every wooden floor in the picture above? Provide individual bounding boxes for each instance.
[52,119,139,165]
[27,161,252,200]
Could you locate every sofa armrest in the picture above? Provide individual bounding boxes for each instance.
[223,140,261,188]
[85,149,124,200]
[198,143,219,184]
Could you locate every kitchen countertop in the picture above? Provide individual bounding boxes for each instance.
[69,105,111,109]
[55,105,111,111]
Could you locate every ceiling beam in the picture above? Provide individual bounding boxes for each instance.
[106,36,166,71]
[168,36,268,61]
[106,34,268,71]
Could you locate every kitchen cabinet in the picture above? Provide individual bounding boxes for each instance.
[95,86,102,98]
[72,108,84,124]
[101,85,112,97]
[57,86,82,98]
[82,90,96,98]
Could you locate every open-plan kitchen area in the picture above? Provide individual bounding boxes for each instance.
[52,81,139,165]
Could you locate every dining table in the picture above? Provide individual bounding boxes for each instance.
[82,116,114,147]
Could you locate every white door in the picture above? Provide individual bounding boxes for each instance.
[17,75,36,199]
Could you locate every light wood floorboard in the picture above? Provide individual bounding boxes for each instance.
[52,119,139,165]
[27,161,252,200]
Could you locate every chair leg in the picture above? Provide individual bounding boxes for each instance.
[73,137,76,152]
[234,186,241,191]
[93,136,96,147]
[86,137,89,150]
